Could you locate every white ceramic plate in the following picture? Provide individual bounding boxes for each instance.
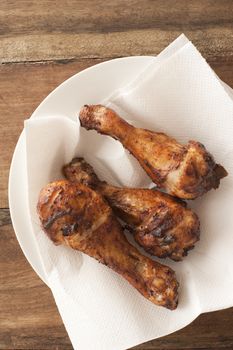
[8,57,154,285]
[9,55,233,288]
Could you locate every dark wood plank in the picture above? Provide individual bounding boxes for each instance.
[1,0,233,35]
[0,209,233,349]
[0,0,233,63]
[1,59,232,208]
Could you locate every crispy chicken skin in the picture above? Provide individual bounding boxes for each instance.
[79,105,227,199]
[63,158,200,261]
[37,180,178,309]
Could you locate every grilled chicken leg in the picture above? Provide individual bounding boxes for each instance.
[37,180,178,309]
[79,105,227,199]
[63,158,200,261]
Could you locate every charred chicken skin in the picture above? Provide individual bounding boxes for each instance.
[79,105,227,199]
[37,180,179,309]
[63,158,200,261]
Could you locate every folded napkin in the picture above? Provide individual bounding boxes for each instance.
[25,34,233,350]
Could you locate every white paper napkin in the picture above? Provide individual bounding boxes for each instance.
[25,34,233,350]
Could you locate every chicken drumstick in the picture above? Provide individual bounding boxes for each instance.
[37,180,178,309]
[63,158,200,261]
[79,105,227,199]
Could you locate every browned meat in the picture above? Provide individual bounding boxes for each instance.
[79,105,227,199]
[63,158,200,261]
[37,180,179,309]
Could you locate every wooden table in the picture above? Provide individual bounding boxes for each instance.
[1,1,233,349]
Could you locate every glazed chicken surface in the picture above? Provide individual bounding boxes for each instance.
[63,158,200,261]
[37,180,178,309]
[79,105,227,199]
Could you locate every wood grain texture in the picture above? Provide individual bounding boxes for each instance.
[0,0,233,63]
[1,0,233,349]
